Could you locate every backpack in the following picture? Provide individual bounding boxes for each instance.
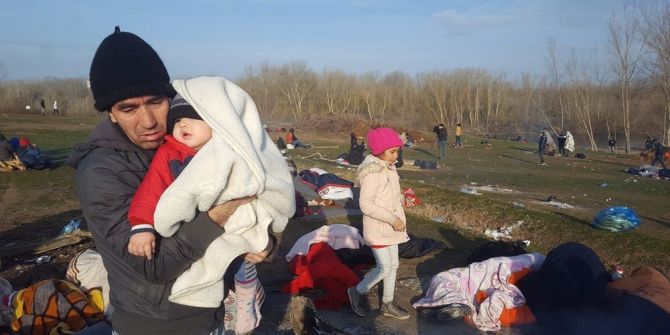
[10,279,104,335]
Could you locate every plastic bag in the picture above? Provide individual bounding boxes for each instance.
[403,188,421,208]
[591,206,640,232]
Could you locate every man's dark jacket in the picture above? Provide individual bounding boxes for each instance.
[67,119,225,335]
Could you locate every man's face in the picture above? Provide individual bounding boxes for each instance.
[109,95,169,150]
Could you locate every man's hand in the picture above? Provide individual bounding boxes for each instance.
[391,217,406,232]
[208,195,257,227]
[128,232,156,260]
[244,236,275,264]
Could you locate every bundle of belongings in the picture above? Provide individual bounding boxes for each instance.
[413,159,438,169]
[299,168,354,200]
[18,145,50,170]
[402,187,421,208]
[283,225,365,309]
[413,253,545,332]
[413,242,670,334]
[625,165,669,179]
[283,225,447,310]
[0,278,105,335]
[591,206,641,232]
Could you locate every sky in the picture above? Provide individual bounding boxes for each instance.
[0,0,645,81]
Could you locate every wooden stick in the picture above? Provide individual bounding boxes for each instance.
[0,231,92,258]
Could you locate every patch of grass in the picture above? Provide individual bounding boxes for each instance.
[290,129,670,275]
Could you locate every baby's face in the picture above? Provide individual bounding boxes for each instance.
[173,118,212,151]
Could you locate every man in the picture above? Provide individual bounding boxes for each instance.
[68,27,270,335]
[608,137,617,154]
[433,123,448,159]
[651,140,667,169]
[645,136,654,152]
[558,132,567,157]
[538,129,547,166]
[40,99,46,116]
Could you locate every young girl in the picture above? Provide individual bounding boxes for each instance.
[348,127,410,320]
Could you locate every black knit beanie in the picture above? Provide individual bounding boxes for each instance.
[89,26,176,112]
[167,94,202,132]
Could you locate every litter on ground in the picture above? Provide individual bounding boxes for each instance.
[484,220,525,241]
[460,186,481,195]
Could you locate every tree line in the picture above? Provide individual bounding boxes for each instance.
[1,3,669,152]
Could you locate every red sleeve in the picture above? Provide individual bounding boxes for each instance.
[128,145,175,227]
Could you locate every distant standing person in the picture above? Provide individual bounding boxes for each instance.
[538,129,547,166]
[455,123,463,148]
[608,137,617,153]
[433,124,448,159]
[557,131,567,157]
[651,141,667,169]
[40,99,46,116]
[52,100,60,115]
[645,136,654,152]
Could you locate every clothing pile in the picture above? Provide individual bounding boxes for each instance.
[413,253,545,332]
[299,168,354,200]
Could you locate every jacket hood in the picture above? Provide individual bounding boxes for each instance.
[356,154,394,184]
[67,118,148,169]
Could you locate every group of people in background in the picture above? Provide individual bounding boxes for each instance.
[36,99,60,116]
[432,123,463,160]
[538,128,575,165]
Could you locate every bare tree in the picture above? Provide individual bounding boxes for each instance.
[566,53,599,151]
[277,61,317,120]
[608,5,646,153]
[642,3,670,145]
[546,38,568,131]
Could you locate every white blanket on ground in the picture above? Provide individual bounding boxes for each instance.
[154,76,295,307]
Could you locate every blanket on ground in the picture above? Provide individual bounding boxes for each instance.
[414,253,545,332]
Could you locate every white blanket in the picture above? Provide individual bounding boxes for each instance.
[154,76,295,307]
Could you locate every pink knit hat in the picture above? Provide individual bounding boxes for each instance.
[367,127,403,156]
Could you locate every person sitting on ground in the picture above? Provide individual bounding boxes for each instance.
[0,134,15,163]
[19,143,49,170]
[286,128,310,148]
[608,137,617,153]
[276,136,286,149]
[348,127,410,320]
[0,134,25,171]
[350,132,358,151]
